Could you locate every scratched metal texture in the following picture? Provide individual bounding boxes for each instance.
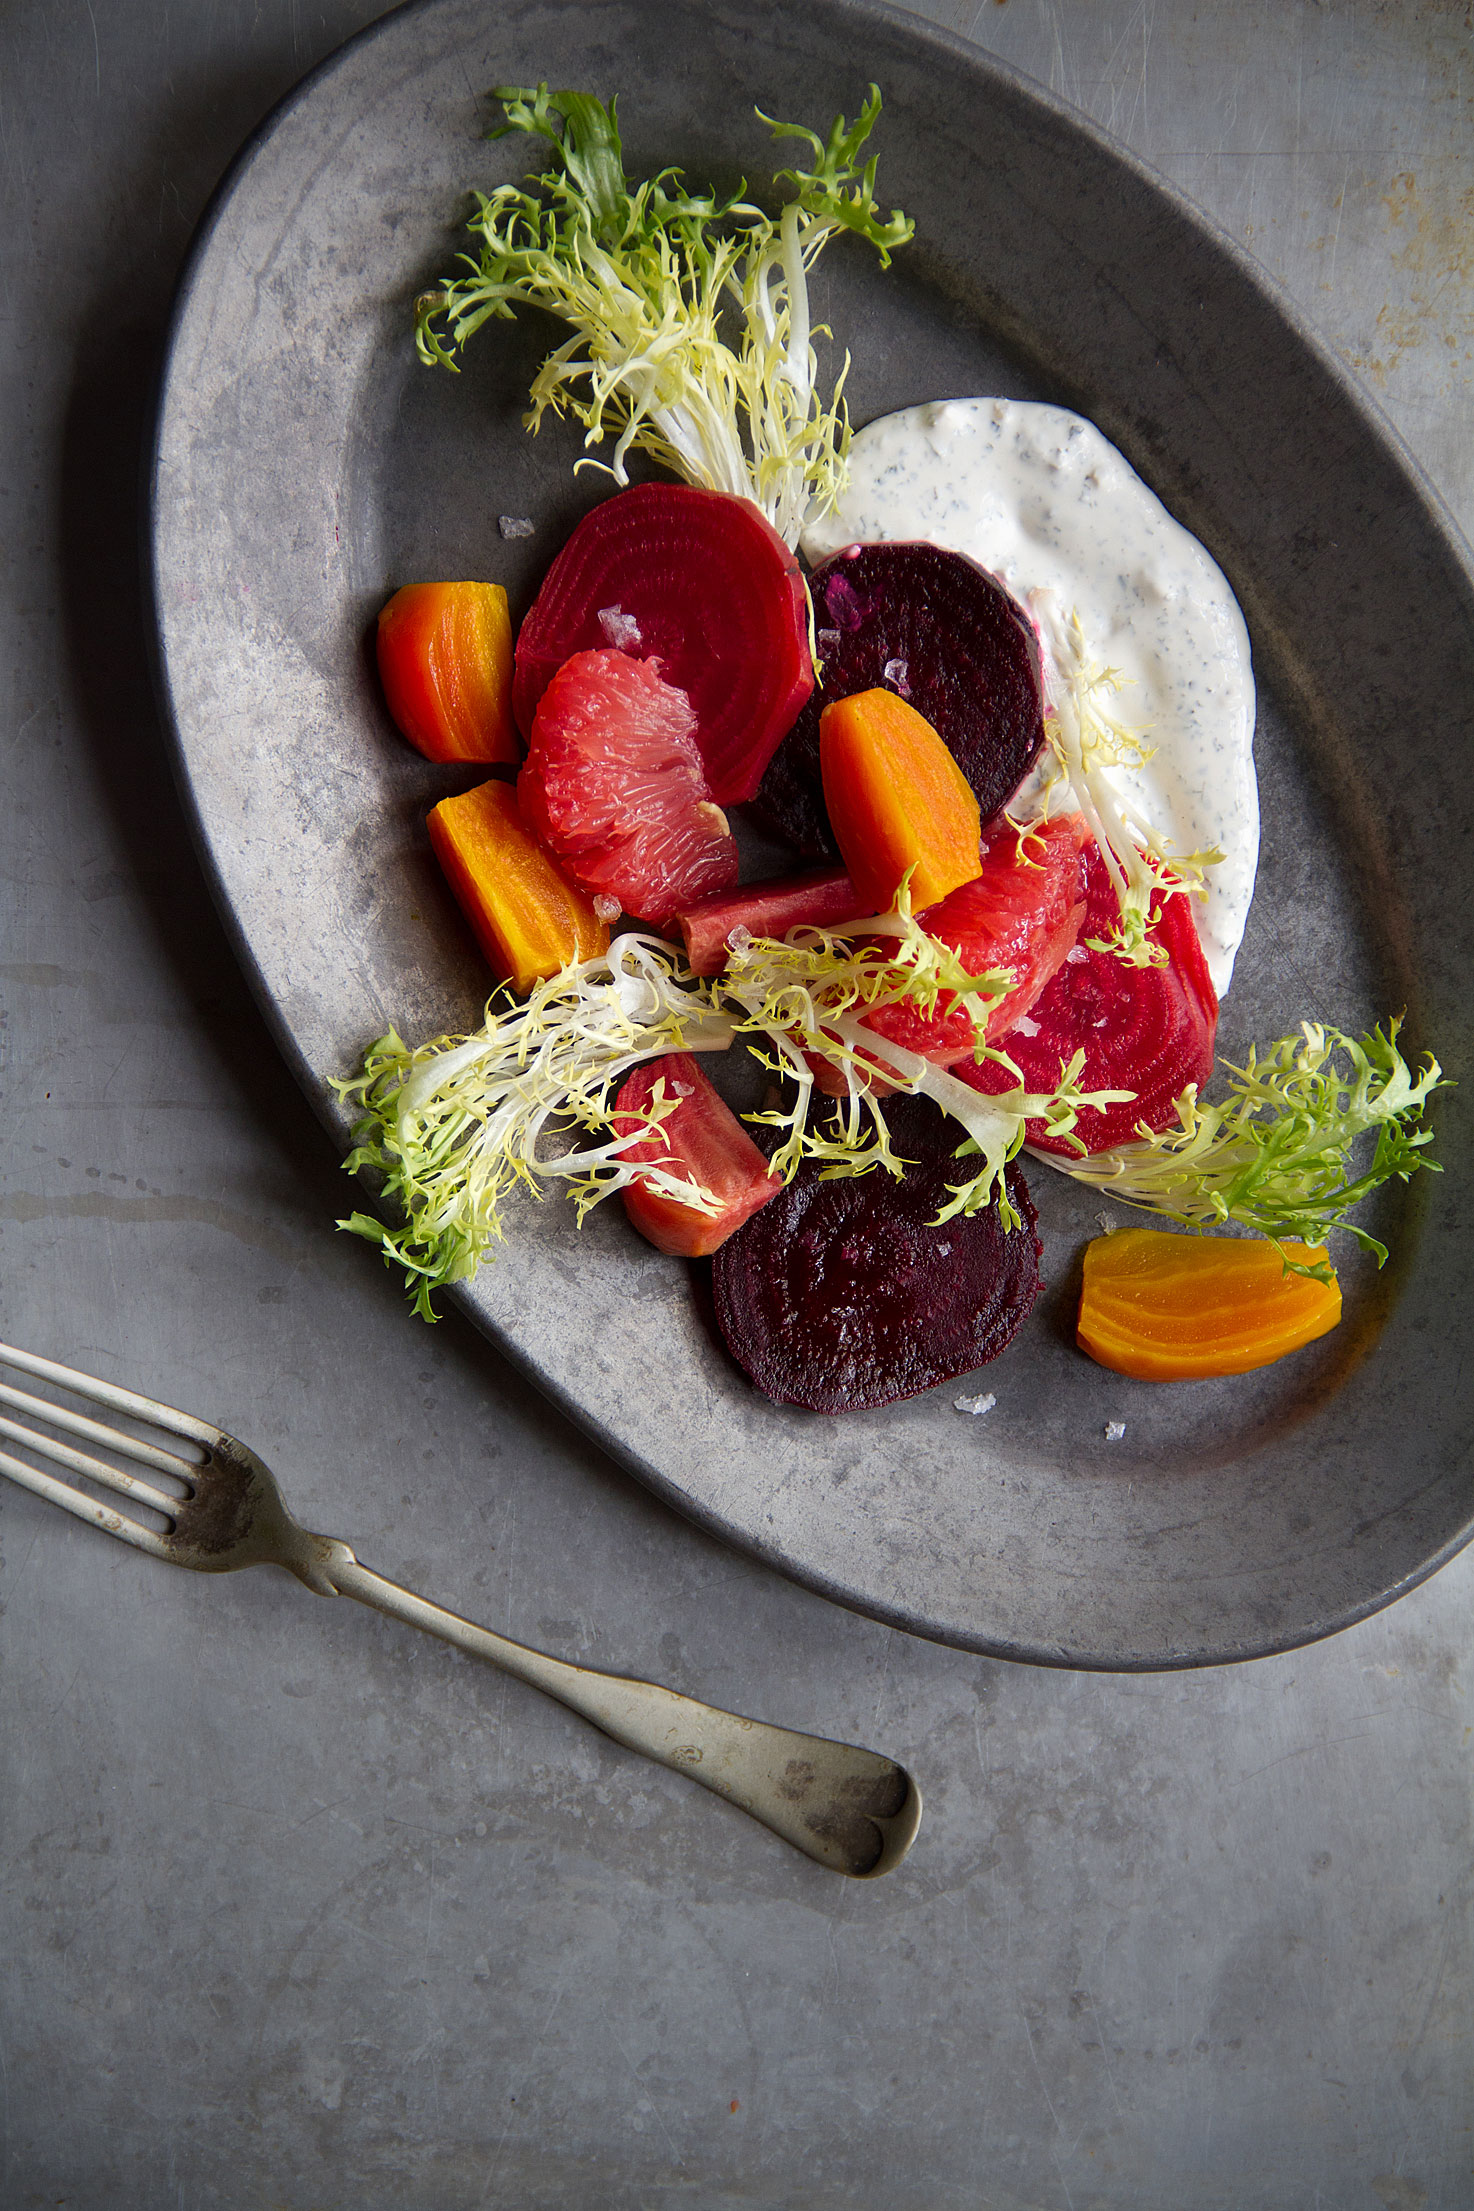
[1,1,1470,2207]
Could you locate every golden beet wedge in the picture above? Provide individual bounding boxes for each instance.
[427,780,609,992]
[1077,1228,1342,1380]
[818,688,982,913]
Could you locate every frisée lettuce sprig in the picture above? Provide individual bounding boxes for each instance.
[336,905,1122,1315]
[413,84,913,544]
[714,894,1127,1222]
[337,911,1446,1317]
[1050,1019,1447,1273]
[338,937,735,1319]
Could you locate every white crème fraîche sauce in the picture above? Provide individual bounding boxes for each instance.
[801,398,1259,998]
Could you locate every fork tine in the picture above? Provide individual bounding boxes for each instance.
[0,1410,186,1517]
[0,1378,200,1484]
[0,1341,220,1450]
[0,1443,173,1559]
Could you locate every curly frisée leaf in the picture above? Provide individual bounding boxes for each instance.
[719,900,1131,1228]
[413,84,913,544]
[337,897,1123,1313]
[336,938,736,1318]
[1048,1019,1447,1270]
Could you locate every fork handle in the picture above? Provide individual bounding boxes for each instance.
[319,1551,920,1878]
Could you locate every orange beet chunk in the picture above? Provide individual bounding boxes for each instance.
[427,779,608,992]
[614,1055,778,1258]
[819,689,983,913]
[377,582,519,764]
[1077,1229,1342,1380]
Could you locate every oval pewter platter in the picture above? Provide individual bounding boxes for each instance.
[149,0,1474,1669]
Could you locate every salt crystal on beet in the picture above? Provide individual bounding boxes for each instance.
[597,604,643,651]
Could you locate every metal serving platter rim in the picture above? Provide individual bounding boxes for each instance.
[148,0,1474,1669]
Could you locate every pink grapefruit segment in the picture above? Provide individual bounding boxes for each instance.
[512,483,813,805]
[865,813,1092,1068]
[519,650,739,929]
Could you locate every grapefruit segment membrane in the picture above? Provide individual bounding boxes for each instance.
[518,649,739,928]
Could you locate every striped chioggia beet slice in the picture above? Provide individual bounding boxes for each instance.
[956,842,1218,1153]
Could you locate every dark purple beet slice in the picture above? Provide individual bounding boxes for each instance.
[711,1096,1042,1413]
[750,542,1046,858]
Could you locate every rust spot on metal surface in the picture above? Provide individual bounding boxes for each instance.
[778,1758,816,1803]
[161,1438,259,1555]
[841,1765,910,1820]
[800,1766,910,1870]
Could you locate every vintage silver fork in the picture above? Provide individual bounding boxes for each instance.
[0,1340,921,1877]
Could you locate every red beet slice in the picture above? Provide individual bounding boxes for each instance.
[512,483,814,805]
[614,1055,779,1257]
[712,1096,1042,1412]
[519,649,738,927]
[956,842,1218,1153]
[675,865,866,976]
[752,542,1045,855]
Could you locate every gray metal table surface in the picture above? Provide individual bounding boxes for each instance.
[2,2,1470,2207]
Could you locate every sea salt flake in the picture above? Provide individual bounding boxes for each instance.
[597,604,642,650]
[954,1391,997,1417]
[498,515,535,538]
[593,894,623,922]
[883,656,911,699]
[1104,1419,1126,1441]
